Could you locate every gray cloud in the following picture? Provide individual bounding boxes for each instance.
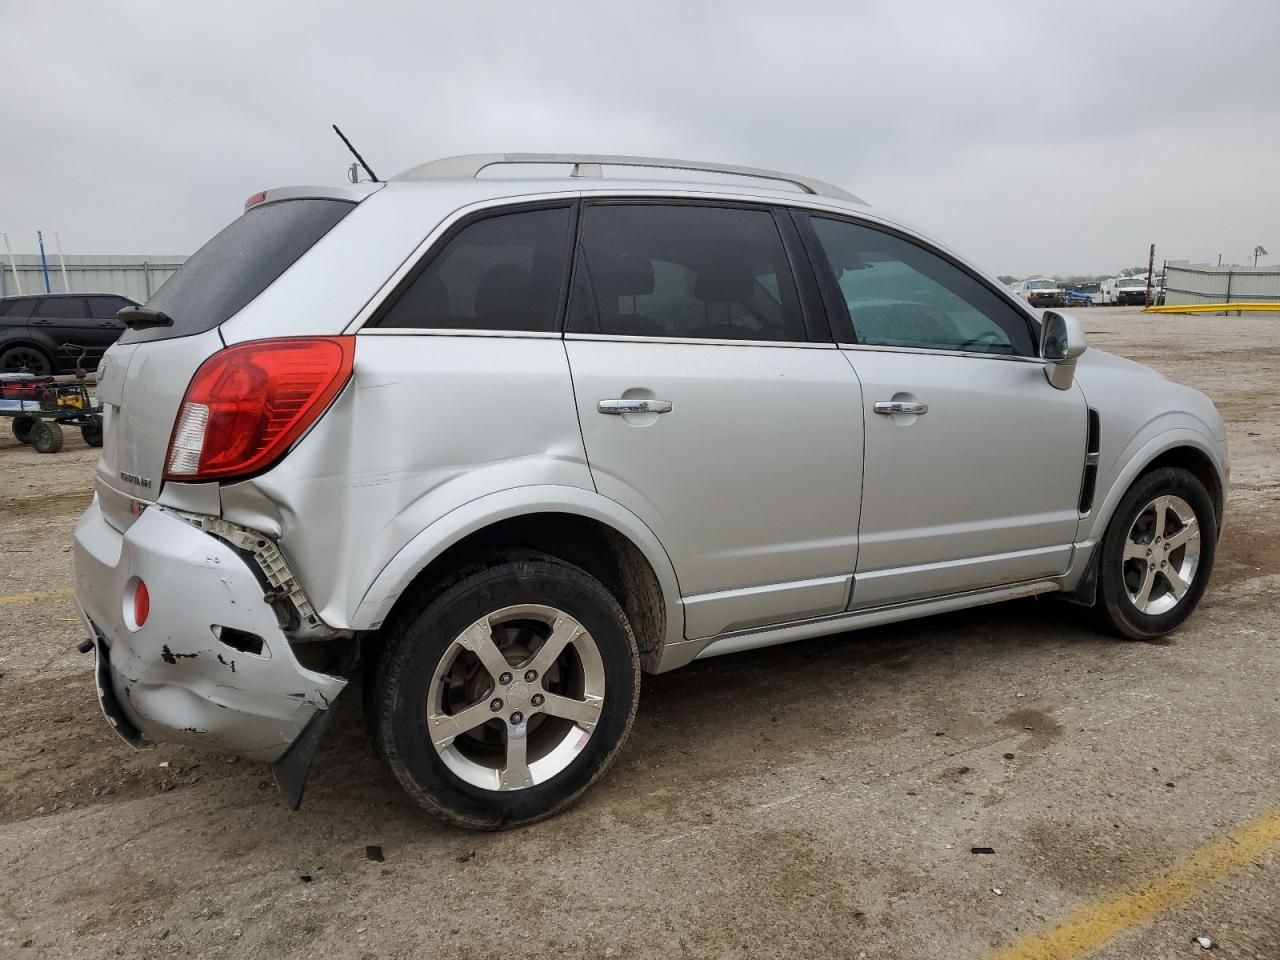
[2,0,1278,275]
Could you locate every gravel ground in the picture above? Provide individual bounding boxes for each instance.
[0,306,1277,959]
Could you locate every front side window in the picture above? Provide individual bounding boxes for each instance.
[1,298,35,319]
[569,203,807,342]
[808,217,1035,357]
[375,206,572,332]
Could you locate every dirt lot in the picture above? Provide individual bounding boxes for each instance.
[1,306,1277,959]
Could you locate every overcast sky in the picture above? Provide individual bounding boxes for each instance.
[2,0,1277,277]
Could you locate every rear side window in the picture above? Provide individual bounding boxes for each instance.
[120,199,354,344]
[373,206,572,332]
[568,203,807,342]
[36,297,89,318]
[88,296,128,319]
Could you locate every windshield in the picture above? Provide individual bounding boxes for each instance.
[1029,280,1057,290]
[1118,278,1145,288]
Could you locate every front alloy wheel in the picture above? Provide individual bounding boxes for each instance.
[1121,495,1201,615]
[371,555,640,830]
[1096,467,1216,639]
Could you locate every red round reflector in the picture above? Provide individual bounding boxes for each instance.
[134,580,150,628]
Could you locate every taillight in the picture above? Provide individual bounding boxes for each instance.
[244,190,267,210]
[164,337,355,482]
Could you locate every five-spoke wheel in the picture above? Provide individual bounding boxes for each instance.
[427,604,606,792]
[1121,494,1201,615]
[370,554,640,830]
[1097,467,1216,639]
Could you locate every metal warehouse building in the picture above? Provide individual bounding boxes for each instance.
[1,254,187,301]
[1164,260,1280,311]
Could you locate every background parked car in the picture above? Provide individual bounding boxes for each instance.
[0,293,139,374]
[1020,278,1064,307]
[1063,289,1094,307]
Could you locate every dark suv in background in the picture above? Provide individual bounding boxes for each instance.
[0,293,139,374]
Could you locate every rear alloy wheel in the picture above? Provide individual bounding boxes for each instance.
[372,556,640,829]
[0,346,52,376]
[1095,467,1215,639]
[29,420,64,454]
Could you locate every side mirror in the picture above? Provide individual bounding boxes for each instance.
[1040,311,1087,390]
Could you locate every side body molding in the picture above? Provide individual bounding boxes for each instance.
[350,484,686,648]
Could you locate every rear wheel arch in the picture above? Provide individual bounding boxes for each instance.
[372,510,673,674]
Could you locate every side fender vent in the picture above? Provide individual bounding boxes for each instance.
[1078,408,1101,514]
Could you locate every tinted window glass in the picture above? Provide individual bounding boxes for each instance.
[6,298,35,319]
[35,297,89,318]
[88,296,128,320]
[570,204,806,341]
[376,207,571,332]
[809,217,1035,357]
[121,199,354,344]
[1,298,34,319]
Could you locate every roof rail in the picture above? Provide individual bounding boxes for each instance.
[392,153,864,204]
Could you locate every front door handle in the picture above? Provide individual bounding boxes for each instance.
[874,400,928,416]
[598,399,673,415]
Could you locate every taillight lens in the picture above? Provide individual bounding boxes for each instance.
[164,337,355,482]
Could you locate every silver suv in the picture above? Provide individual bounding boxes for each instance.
[73,154,1228,829]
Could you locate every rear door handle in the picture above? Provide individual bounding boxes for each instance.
[598,399,672,415]
[874,400,928,416]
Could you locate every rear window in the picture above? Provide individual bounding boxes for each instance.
[120,198,354,344]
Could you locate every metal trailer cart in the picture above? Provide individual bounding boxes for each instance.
[0,345,103,454]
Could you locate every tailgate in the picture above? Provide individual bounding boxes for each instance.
[95,329,224,506]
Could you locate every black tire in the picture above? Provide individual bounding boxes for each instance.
[81,420,103,447]
[29,420,64,454]
[12,416,35,444]
[1095,467,1216,639]
[371,555,640,830]
[0,345,53,376]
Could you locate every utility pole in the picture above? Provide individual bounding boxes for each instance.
[1145,243,1155,307]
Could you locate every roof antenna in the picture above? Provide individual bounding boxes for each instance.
[332,124,380,183]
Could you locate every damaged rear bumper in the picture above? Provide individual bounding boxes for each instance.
[73,497,347,765]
